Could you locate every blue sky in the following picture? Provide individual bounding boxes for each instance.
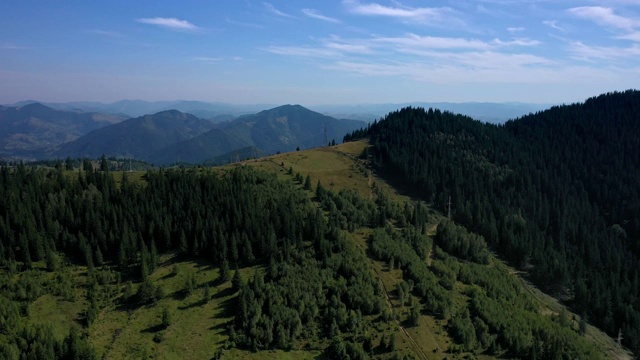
[1,0,639,105]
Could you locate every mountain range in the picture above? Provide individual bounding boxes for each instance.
[0,102,366,165]
[6,99,550,124]
[0,103,125,159]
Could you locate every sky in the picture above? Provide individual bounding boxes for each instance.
[1,0,639,105]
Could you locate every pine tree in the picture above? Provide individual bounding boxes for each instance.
[220,258,230,282]
[204,283,211,303]
[232,266,243,292]
[304,175,312,190]
[161,307,171,328]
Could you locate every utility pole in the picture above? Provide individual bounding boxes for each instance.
[323,123,328,147]
[447,195,452,219]
[618,328,623,347]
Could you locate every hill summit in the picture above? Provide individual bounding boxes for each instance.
[148,104,365,165]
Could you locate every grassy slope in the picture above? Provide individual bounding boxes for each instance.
[12,140,631,359]
[229,142,457,359]
[231,140,630,360]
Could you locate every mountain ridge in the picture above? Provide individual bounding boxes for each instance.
[53,110,215,160]
[345,89,640,355]
[148,104,365,165]
[0,103,125,159]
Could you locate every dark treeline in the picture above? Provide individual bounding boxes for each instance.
[0,165,318,273]
[0,164,394,358]
[344,90,640,354]
[1,151,609,358]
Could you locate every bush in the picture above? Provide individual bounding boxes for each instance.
[153,332,164,343]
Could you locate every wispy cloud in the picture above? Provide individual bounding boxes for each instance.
[91,29,124,38]
[302,9,341,23]
[136,17,201,31]
[569,41,640,61]
[508,27,525,32]
[617,32,640,41]
[264,31,544,65]
[493,38,541,46]
[324,53,558,84]
[374,34,492,50]
[568,6,639,31]
[264,2,293,18]
[193,57,223,63]
[226,18,264,29]
[375,33,540,51]
[264,46,336,57]
[344,0,463,27]
[542,20,563,31]
[324,42,372,54]
[0,43,27,50]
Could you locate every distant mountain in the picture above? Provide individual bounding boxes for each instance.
[8,99,276,120]
[147,104,365,165]
[0,103,125,159]
[236,104,364,153]
[5,99,551,124]
[313,102,552,123]
[54,110,215,160]
[149,128,251,165]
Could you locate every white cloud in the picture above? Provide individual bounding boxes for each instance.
[193,57,222,63]
[137,17,200,31]
[569,41,640,61]
[617,31,640,41]
[374,33,492,50]
[324,42,372,53]
[374,33,540,51]
[492,38,541,46]
[543,20,563,31]
[264,2,293,18]
[91,29,124,37]
[508,27,525,32]
[302,9,341,23]
[568,6,639,31]
[264,46,337,57]
[324,55,560,84]
[344,0,462,27]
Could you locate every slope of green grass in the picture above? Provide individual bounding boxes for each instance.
[5,140,630,359]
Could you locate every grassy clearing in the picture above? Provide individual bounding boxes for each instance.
[28,294,82,342]
[89,256,248,360]
[349,229,451,359]
[221,348,322,359]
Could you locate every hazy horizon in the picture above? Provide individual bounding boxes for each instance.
[2,1,639,105]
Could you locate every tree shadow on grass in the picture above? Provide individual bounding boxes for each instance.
[141,324,166,334]
[170,289,189,301]
[159,271,177,281]
[209,319,233,331]
[212,286,235,300]
[218,297,237,318]
[178,299,207,311]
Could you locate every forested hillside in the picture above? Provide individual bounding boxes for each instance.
[0,164,391,358]
[53,110,215,160]
[344,90,640,354]
[0,154,609,359]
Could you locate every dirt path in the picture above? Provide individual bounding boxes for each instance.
[372,266,433,360]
